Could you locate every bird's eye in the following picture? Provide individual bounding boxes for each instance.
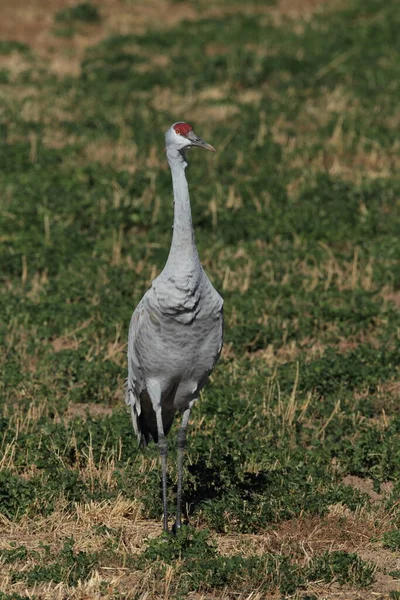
[175,128,181,135]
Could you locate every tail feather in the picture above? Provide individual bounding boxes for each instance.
[125,382,146,447]
[125,381,176,447]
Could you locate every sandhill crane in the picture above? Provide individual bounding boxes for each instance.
[126,122,223,533]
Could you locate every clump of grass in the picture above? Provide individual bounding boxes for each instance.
[0,545,28,564]
[55,2,101,24]
[383,530,400,551]
[0,40,30,54]
[12,538,98,586]
[143,527,217,562]
[307,551,375,587]
[0,69,10,83]
[388,570,400,578]
[0,471,39,520]
[143,529,302,595]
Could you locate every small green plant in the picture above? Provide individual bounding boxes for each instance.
[307,551,375,587]
[0,545,28,564]
[388,570,400,578]
[0,471,38,520]
[383,530,400,551]
[0,40,29,54]
[143,527,217,562]
[55,2,101,23]
[0,69,9,83]
[12,539,98,586]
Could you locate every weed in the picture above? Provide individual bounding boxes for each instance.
[12,538,98,586]
[307,551,375,587]
[143,527,217,562]
[0,471,38,520]
[0,545,28,564]
[383,530,400,551]
[0,41,30,55]
[54,2,101,24]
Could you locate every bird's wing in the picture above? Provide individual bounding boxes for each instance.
[125,294,148,446]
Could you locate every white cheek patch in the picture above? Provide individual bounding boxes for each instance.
[173,130,188,145]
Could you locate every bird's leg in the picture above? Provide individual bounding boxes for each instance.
[155,407,169,533]
[174,404,192,532]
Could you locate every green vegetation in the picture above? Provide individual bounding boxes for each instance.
[0,41,30,55]
[12,539,99,586]
[0,594,33,600]
[383,530,400,551]
[140,529,375,595]
[1,0,399,597]
[54,2,101,24]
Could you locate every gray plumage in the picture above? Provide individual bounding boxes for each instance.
[125,122,223,532]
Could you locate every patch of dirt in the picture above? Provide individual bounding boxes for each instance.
[51,318,94,352]
[64,402,114,420]
[382,289,400,310]
[217,511,386,559]
[82,138,138,172]
[336,332,380,354]
[51,337,80,352]
[378,380,400,398]
[358,548,400,595]
[268,0,345,28]
[343,475,394,503]
[275,0,336,17]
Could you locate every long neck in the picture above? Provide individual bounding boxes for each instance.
[165,148,199,268]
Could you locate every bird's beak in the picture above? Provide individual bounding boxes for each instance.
[186,130,216,152]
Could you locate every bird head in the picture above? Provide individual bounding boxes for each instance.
[165,122,216,155]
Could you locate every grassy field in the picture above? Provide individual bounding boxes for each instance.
[1,0,400,598]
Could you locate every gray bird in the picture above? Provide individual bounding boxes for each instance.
[126,122,224,533]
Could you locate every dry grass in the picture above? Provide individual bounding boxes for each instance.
[273,0,342,20]
[0,498,398,599]
[217,505,389,558]
[215,243,377,295]
[272,88,400,187]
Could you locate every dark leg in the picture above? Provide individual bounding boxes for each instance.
[174,405,192,531]
[155,407,169,532]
